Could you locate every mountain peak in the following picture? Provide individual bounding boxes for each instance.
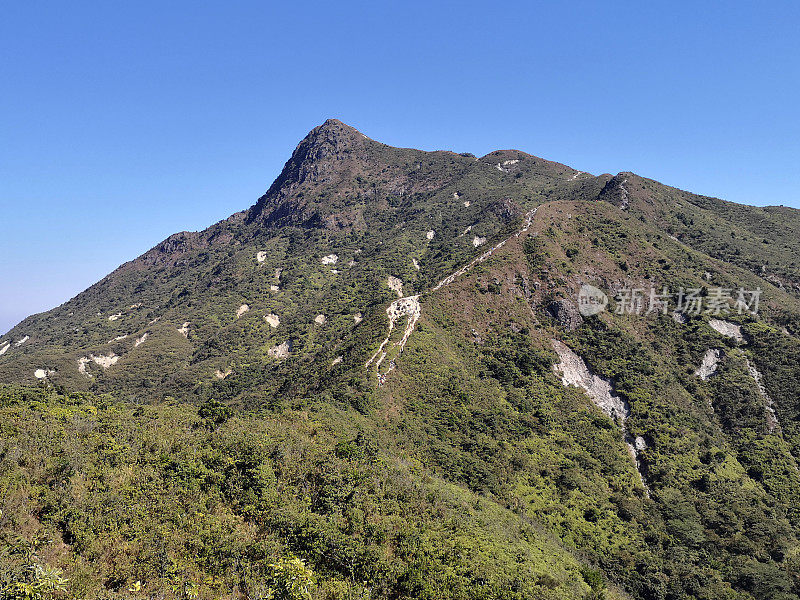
[255,119,369,204]
[304,118,368,150]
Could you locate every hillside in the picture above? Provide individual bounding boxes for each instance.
[1,120,800,599]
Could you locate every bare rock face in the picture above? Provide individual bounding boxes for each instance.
[696,348,724,380]
[268,340,292,359]
[708,319,745,343]
[547,299,584,331]
[551,340,629,423]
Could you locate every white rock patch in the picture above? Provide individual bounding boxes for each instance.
[321,254,338,265]
[551,340,629,423]
[270,285,280,292]
[332,356,343,366]
[79,353,120,377]
[15,336,29,347]
[708,319,744,343]
[366,295,422,383]
[746,359,780,433]
[135,333,148,347]
[214,368,232,379]
[178,322,190,338]
[472,235,487,248]
[236,304,250,319]
[256,251,267,262]
[268,340,291,359]
[426,230,435,241]
[264,313,280,328]
[696,349,723,380]
[387,276,404,297]
[354,313,363,324]
[78,358,91,377]
[412,258,420,271]
[464,201,471,207]
[551,339,647,491]
[0,342,10,356]
[108,313,122,321]
[34,368,55,379]
[314,314,327,325]
[91,353,119,369]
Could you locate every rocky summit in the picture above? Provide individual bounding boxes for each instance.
[2,120,800,599]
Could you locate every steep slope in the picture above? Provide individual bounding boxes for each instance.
[0,119,601,402]
[2,120,800,600]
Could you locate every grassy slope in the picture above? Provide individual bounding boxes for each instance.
[1,121,800,599]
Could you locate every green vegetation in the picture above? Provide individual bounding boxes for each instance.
[1,120,799,599]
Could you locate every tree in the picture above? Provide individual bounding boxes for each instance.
[265,555,316,600]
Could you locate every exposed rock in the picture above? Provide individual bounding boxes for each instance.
[178,322,190,337]
[256,251,267,262]
[264,313,280,328]
[135,333,148,347]
[708,319,744,343]
[270,285,280,292]
[108,313,122,321]
[546,299,584,331]
[387,276,404,297]
[236,304,250,318]
[695,348,724,380]
[91,353,119,369]
[15,336,29,347]
[353,313,363,324]
[426,230,435,240]
[551,339,629,423]
[34,368,55,379]
[268,340,292,359]
[366,295,422,382]
[412,258,420,271]
[0,342,9,356]
[472,235,487,247]
[79,352,120,377]
[314,314,327,325]
[214,368,232,379]
[332,356,343,366]
[746,359,780,433]
[321,254,338,265]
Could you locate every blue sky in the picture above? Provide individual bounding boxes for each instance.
[1,1,798,334]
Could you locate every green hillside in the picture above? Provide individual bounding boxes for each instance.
[1,120,799,599]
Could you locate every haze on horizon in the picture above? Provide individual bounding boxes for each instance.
[1,1,798,335]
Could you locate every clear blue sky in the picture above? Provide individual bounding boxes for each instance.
[1,1,798,334]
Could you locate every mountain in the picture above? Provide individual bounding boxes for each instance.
[2,119,800,599]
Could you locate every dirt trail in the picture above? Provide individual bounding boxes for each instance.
[367,206,540,385]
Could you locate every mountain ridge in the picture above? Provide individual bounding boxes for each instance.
[2,119,800,599]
